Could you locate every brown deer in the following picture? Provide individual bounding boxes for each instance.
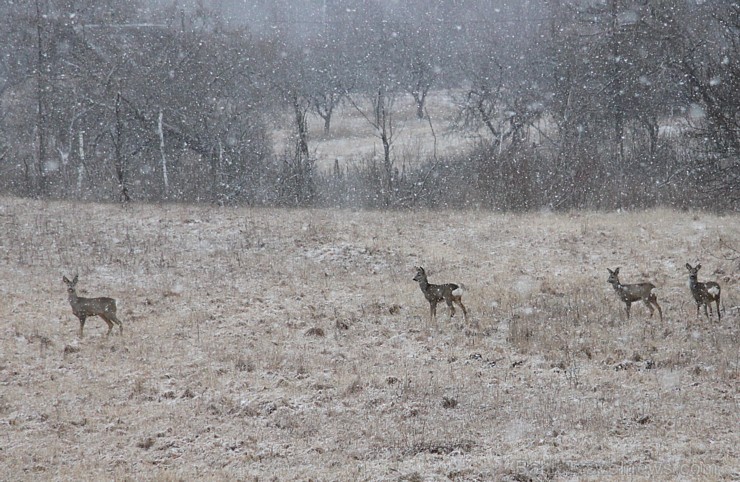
[63,275,123,337]
[685,263,721,322]
[413,266,468,323]
[606,267,663,322]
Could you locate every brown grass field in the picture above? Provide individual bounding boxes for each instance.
[0,198,738,481]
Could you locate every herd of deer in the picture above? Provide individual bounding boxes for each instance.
[411,263,722,325]
[62,263,723,338]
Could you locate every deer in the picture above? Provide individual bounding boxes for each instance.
[685,263,721,322]
[413,266,468,323]
[606,267,663,322]
[63,275,123,338]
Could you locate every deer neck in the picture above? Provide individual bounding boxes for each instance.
[417,277,430,293]
[68,290,80,306]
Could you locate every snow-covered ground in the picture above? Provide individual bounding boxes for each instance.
[0,199,738,480]
[271,91,489,172]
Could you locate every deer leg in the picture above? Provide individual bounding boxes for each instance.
[457,300,468,321]
[446,299,456,319]
[648,295,663,322]
[653,301,663,322]
[715,299,721,322]
[78,315,86,338]
[101,315,114,336]
[109,313,123,335]
[643,299,654,317]
[703,303,710,319]
[430,302,437,323]
[624,302,631,319]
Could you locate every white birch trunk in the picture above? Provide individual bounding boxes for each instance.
[77,131,85,195]
[217,139,225,204]
[158,110,169,194]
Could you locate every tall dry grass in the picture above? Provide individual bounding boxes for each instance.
[0,198,737,480]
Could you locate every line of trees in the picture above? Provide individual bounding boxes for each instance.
[0,0,737,210]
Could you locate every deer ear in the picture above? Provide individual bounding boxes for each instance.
[696,264,701,270]
[607,268,613,274]
[63,276,69,283]
[72,274,79,283]
[685,263,691,270]
[614,267,620,274]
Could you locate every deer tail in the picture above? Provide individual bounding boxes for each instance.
[453,283,465,297]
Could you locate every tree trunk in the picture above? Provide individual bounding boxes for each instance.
[113,91,128,200]
[412,90,427,120]
[34,0,48,196]
[158,110,169,196]
[77,131,85,197]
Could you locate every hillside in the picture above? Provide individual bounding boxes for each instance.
[0,198,738,480]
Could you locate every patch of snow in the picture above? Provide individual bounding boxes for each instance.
[44,160,60,172]
[688,103,705,119]
[303,242,392,273]
[657,371,682,390]
[617,10,639,26]
[514,278,536,295]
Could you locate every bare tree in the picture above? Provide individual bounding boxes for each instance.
[33,0,49,196]
[667,2,739,205]
[304,38,348,134]
[396,25,439,120]
[260,36,317,206]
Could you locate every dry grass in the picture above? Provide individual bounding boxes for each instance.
[0,198,738,480]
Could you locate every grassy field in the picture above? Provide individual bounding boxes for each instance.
[0,198,738,480]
